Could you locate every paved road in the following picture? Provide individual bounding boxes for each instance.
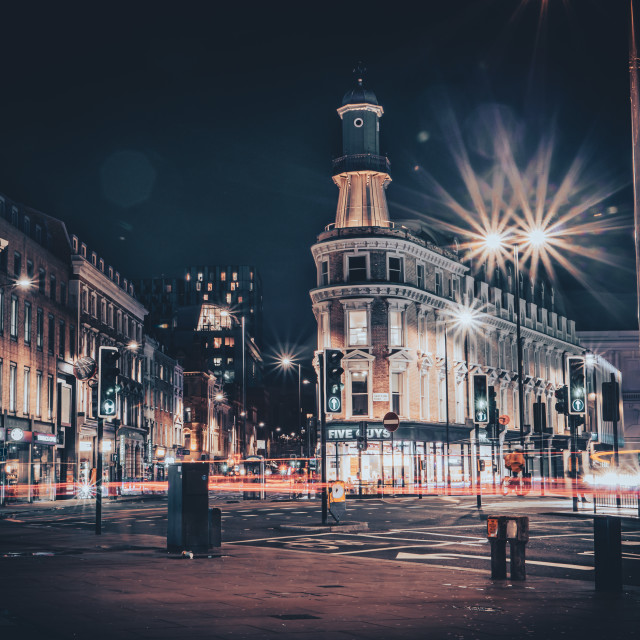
[3,494,639,585]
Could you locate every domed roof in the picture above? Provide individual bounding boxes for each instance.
[341,82,378,106]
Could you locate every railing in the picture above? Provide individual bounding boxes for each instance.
[593,489,639,515]
[332,154,390,175]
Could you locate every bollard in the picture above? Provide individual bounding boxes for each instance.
[487,516,507,579]
[209,507,222,548]
[506,515,529,581]
[594,515,622,592]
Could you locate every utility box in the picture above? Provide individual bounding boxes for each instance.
[167,462,210,554]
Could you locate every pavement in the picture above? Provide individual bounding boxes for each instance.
[1,496,639,639]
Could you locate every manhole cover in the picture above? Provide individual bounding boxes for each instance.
[270,614,320,620]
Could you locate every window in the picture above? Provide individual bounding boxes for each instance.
[452,277,460,302]
[232,272,238,281]
[351,371,368,416]
[388,256,403,283]
[59,321,65,358]
[389,309,404,347]
[319,310,331,349]
[24,216,30,235]
[417,264,425,289]
[24,302,31,345]
[348,309,368,346]
[10,295,18,339]
[48,314,55,354]
[60,282,66,305]
[420,371,430,419]
[36,371,42,417]
[9,362,17,412]
[50,274,57,302]
[26,260,34,278]
[36,308,43,350]
[13,251,21,276]
[391,372,403,415]
[435,270,443,296]
[35,224,42,243]
[23,367,30,414]
[220,272,226,282]
[321,260,329,286]
[347,255,367,281]
[38,268,45,293]
[48,375,54,419]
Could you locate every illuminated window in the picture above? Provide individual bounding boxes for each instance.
[391,372,403,415]
[213,337,222,348]
[220,272,226,282]
[23,367,30,414]
[185,273,191,281]
[203,294,208,300]
[351,371,368,416]
[207,283,213,291]
[225,337,235,347]
[420,371,430,419]
[230,282,237,291]
[226,293,232,304]
[198,273,203,281]
[238,296,243,303]
[232,272,238,281]
[212,358,222,367]
[348,310,368,346]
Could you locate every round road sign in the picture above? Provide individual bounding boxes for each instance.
[571,398,585,413]
[383,411,400,432]
[73,356,97,381]
[498,415,510,426]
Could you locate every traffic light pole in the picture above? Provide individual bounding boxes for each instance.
[319,354,328,526]
[475,422,482,510]
[95,416,103,535]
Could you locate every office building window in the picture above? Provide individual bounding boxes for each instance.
[10,295,18,339]
[48,314,55,354]
[36,308,43,350]
[24,302,31,345]
[388,256,404,283]
[347,255,367,281]
[48,375,54,419]
[23,367,30,415]
[10,362,17,412]
[347,309,368,346]
[36,371,42,417]
[351,371,368,416]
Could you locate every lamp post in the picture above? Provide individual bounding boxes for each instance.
[280,357,302,456]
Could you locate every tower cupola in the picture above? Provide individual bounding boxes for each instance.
[332,64,391,229]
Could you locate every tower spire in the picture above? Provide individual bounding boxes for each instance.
[332,67,391,229]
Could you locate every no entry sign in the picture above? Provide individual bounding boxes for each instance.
[383,412,400,432]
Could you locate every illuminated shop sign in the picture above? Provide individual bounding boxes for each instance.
[326,427,391,441]
[34,432,57,445]
[8,428,32,443]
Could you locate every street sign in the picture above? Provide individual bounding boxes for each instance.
[498,415,510,426]
[571,398,585,413]
[487,517,499,538]
[383,411,400,432]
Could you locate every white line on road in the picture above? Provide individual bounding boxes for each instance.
[394,551,593,570]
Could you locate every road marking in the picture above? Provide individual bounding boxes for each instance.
[530,533,588,539]
[394,551,593,570]
[227,532,332,544]
[334,543,457,555]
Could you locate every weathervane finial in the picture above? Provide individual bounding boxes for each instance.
[353,61,366,86]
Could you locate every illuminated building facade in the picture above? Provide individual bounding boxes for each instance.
[310,74,621,492]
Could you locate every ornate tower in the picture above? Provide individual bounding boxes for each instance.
[332,65,391,228]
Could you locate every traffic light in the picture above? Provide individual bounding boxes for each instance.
[554,386,568,415]
[98,346,120,419]
[357,421,368,451]
[488,385,497,438]
[325,349,344,413]
[473,375,488,424]
[533,401,546,433]
[567,356,586,415]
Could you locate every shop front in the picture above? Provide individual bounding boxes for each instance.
[1,424,58,504]
[324,422,474,495]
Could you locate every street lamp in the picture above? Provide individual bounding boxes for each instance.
[280,356,303,457]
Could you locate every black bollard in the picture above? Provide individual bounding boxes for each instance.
[506,516,529,581]
[487,516,508,579]
[594,515,622,592]
[209,507,222,548]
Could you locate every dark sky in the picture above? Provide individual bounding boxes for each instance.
[0,1,636,359]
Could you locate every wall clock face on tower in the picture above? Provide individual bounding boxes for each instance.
[10,428,24,441]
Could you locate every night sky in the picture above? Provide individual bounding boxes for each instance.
[0,1,636,360]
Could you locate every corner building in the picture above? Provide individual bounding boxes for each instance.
[310,75,620,492]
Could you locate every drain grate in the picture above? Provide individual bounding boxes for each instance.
[270,614,320,620]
